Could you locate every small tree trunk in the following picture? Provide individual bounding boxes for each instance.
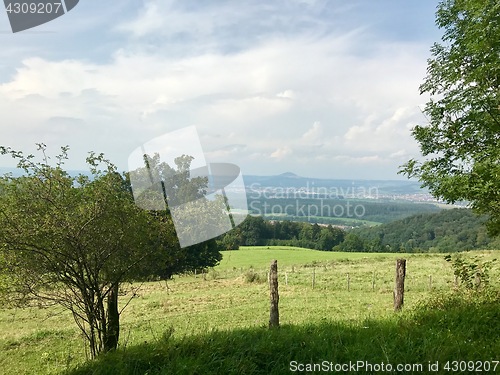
[394,259,406,311]
[104,283,120,352]
[269,260,279,328]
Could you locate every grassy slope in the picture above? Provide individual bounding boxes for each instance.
[0,247,498,374]
[67,296,500,375]
[215,246,403,270]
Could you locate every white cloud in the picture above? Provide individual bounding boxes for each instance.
[344,106,424,156]
[116,1,167,38]
[270,146,292,160]
[0,0,439,178]
[277,90,295,99]
[302,121,323,142]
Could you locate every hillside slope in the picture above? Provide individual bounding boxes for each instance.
[342,208,498,252]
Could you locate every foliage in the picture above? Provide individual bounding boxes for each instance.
[220,208,495,253]
[333,232,364,252]
[0,144,158,357]
[125,153,223,280]
[400,0,500,236]
[0,145,223,358]
[217,228,241,250]
[218,216,345,251]
[158,237,222,280]
[346,208,495,253]
[444,253,497,290]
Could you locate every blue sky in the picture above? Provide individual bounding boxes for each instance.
[0,0,443,179]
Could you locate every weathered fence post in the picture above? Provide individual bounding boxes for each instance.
[394,259,406,311]
[285,272,288,286]
[312,268,316,289]
[269,260,279,328]
[347,273,350,292]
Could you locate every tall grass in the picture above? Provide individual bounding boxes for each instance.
[66,290,499,374]
[0,248,498,374]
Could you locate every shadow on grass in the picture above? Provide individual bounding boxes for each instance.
[66,292,499,375]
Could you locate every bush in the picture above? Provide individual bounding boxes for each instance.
[209,268,220,280]
[444,254,497,291]
[244,269,264,283]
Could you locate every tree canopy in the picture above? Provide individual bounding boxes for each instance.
[0,145,160,357]
[0,145,222,358]
[400,0,500,235]
[341,208,496,253]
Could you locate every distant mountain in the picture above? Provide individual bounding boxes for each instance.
[278,172,300,178]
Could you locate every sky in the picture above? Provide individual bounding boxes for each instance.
[0,0,444,180]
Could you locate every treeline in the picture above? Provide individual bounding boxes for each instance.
[338,208,499,253]
[219,208,499,253]
[217,216,345,251]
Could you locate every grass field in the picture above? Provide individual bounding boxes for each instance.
[0,247,498,374]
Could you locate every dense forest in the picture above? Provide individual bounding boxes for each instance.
[218,215,345,251]
[339,208,499,253]
[219,208,499,253]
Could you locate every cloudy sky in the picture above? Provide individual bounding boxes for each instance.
[0,0,443,179]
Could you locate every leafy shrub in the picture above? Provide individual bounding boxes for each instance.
[444,254,496,291]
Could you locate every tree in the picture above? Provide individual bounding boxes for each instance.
[237,216,267,246]
[317,225,345,250]
[299,224,314,242]
[217,228,241,250]
[0,146,222,358]
[125,153,223,278]
[0,145,161,357]
[400,0,500,235]
[336,232,364,252]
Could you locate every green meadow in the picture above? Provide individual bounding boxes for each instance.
[0,247,498,374]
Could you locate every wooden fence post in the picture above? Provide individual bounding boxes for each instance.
[394,259,406,311]
[269,260,279,328]
[312,268,316,289]
[285,272,288,286]
[347,273,350,292]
